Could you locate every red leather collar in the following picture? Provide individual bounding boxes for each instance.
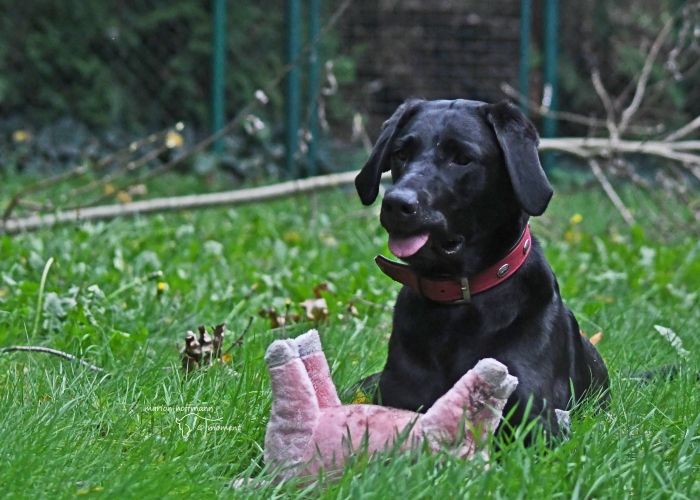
[375,224,532,304]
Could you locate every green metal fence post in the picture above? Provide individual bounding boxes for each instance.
[542,0,559,172]
[519,0,532,115]
[307,0,321,177]
[285,0,302,178]
[211,0,226,153]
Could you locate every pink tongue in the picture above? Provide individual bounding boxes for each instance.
[388,234,429,258]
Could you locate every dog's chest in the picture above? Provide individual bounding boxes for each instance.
[394,294,498,372]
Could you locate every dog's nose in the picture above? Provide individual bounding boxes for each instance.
[382,189,419,218]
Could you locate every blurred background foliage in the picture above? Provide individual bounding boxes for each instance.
[0,0,699,180]
[0,0,285,131]
[555,0,700,136]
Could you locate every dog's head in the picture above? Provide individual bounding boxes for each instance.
[355,99,552,277]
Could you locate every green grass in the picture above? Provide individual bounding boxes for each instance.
[0,181,699,498]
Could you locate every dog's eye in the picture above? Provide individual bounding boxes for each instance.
[394,149,409,162]
[453,153,472,166]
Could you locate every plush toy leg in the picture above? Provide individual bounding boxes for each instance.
[464,359,518,439]
[264,339,320,478]
[418,358,518,457]
[295,329,341,408]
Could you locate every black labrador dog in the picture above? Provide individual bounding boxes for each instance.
[354,98,609,438]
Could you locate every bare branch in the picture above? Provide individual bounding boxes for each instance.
[0,346,106,373]
[591,70,620,141]
[224,316,254,354]
[2,127,173,221]
[663,115,700,142]
[0,170,389,235]
[618,18,676,134]
[501,83,604,128]
[589,159,636,227]
[3,134,699,235]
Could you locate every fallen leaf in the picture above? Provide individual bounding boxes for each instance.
[300,298,329,322]
[180,323,227,372]
[313,282,330,298]
[589,332,603,345]
[259,307,282,328]
[258,307,301,329]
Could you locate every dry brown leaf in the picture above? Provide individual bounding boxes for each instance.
[300,298,329,322]
[589,331,603,345]
[313,282,330,298]
[258,307,302,328]
[259,308,284,328]
[180,323,227,372]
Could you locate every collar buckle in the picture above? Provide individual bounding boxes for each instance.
[451,277,471,304]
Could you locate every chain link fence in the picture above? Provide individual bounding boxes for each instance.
[340,0,521,136]
[1,0,697,175]
[0,0,286,132]
[0,0,525,137]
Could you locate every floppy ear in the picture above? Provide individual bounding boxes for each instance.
[355,100,422,205]
[481,101,553,216]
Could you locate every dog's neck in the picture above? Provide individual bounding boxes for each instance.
[463,211,530,277]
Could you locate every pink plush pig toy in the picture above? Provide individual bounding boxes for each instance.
[263,329,518,480]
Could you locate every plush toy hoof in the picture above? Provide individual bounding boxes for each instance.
[296,329,322,357]
[555,409,571,434]
[264,339,299,368]
[473,358,518,399]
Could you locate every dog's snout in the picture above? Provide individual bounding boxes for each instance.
[382,189,419,217]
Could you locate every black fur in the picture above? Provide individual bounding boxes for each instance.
[355,99,609,438]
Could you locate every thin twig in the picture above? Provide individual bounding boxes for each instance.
[2,167,87,221]
[2,127,173,221]
[589,159,636,226]
[591,70,620,141]
[500,83,663,135]
[224,316,254,354]
[664,115,700,142]
[618,18,676,135]
[0,346,106,373]
[65,144,169,208]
